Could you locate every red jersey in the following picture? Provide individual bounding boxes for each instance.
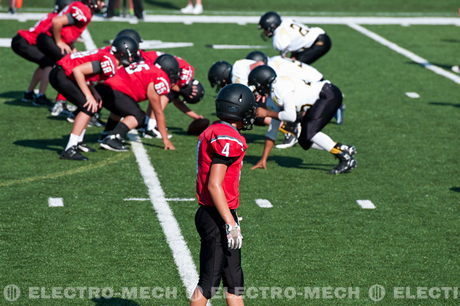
[196,121,248,209]
[18,12,57,45]
[141,50,195,87]
[104,60,171,102]
[44,1,92,45]
[57,48,118,81]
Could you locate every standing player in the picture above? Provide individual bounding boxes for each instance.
[11,0,72,105]
[191,84,256,306]
[259,11,331,65]
[96,54,178,151]
[50,36,139,160]
[248,65,357,174]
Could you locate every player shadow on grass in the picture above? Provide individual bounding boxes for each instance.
[450,187,460,193]
[428,102,460,108]
[244,155,332,171]
[14,137,68,154]
[144,0,180,10]
[91,297,139,306]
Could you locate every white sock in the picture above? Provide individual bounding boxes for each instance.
[310,132,335,152]
[78,129,86,143]
[147,118,157,130]
[65,134,80,151]
[311,143,324,150]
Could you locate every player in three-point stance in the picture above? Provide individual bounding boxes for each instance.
[191,84,257,306]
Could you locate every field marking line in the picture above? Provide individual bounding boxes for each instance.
[255,199,273,208]
[128,132,199,299]
[405,92,420,98]
[207,44,267,49]
[48,197,64,207]
[124,197,195,201]
[356,200,376,209]
[1,13,460,25]
[81,28,97,50]
[347,23,460,85]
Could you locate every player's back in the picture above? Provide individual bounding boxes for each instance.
[268,55,323,83]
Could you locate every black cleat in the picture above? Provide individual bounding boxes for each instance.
[60,146,88,161]
[329,151,357,174]
[22,91,36,103]
[100,134,128,152]
[77,142,96,153]
[33,94,53,107]
[335,143,357,156]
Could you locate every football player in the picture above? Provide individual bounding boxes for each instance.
[191,83,256,306]
[50,35,138,160]
[139,50,205,139]
[248,65,357,174]
[96,54,179,151]
[259,11,331,65]
[11,0,73,106]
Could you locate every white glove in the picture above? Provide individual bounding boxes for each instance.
[225,224,243,249]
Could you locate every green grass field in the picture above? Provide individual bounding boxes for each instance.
[0,2,459,305]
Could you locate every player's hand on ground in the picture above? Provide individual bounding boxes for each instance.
[251,159,267,170]
[163,139,175,150]
[57,41,72,55]
[225,224,242,249]
[83,95,99,113]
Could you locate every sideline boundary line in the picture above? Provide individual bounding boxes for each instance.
[0,13,459,25]
[348,23,460,85]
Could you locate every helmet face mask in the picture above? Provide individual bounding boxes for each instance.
[111,36,139,67]
[180,79,205,104]
[215,84,257,131]
[248,65,277,97]
[259,11,282,38]
[83,0,105,12]
[208,61,232,91]
[154,54,180,84]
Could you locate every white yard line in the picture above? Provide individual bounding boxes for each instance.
[255,199,273,208]
[48,197,64,207]
[405,92,420,98]
[356,200,376,209]
[124,197,195,202]
[1,13,459,25]
[348,23,460,85]
[80,28,97,50]
[0,38,11,47]
[207,44,267,49]
[128,132,199,299]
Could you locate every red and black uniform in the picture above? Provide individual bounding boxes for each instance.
[195,121,247,299]
[96,60,172,126]
[49,48,118,115]
[37,1,93,62]
[11,12,56,68]
[141,50,195,100]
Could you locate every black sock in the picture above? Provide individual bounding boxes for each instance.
[105,117,119,132]
[112,122,130,138]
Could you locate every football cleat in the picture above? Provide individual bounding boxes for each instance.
[97,131,110,143]
[50,100,65,117]
[22,91,36,103]
[88,113,106,127]
[329,151,357,174]
[276,133,298,149]
[180,4,194,13]
[77,142,96,153]
[139,127,172,139]
[60,146,88,161]
[33,94,53,107]
[335,143,357,156]
[100,134,128,152]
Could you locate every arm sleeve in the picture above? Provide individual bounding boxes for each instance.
[91,61,102,74]
[212,154,237,166]
[66,13,76,25]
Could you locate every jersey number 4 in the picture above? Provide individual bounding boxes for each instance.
[221,143,230,157]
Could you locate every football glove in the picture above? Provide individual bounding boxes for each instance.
[225,224,243,249]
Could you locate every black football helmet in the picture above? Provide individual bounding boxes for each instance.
[82,0,104,12]
[116,29,142,44]
[216,84,256,130]
[247,65,277,96]
[208,61,232,91]
[259,11,282,37]
[155,54,180,84]
[246,50,268,64]
[55,0,73,12]
[111,36,139,67]
[180,79,205,104]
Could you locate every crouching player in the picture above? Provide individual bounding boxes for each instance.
[191,84,256,306]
